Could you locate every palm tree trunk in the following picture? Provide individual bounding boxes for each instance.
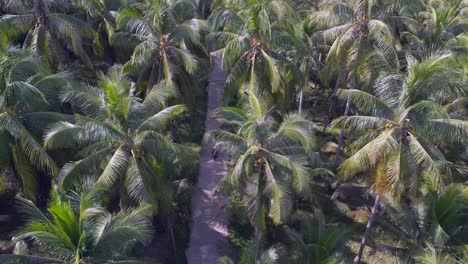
[335,37,364,162]
[146,63,158,95]
[255,164,266,259]
[326,59,346,133]
[298,89,304,114]
[169,224,177,258]
[354,195,381,263]
[328,63,345,120]
[254,232,263,259]
[335,95,350,162]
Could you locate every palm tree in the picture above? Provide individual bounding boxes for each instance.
[111,0,205,95]
[219,243,286,264]
[208,0,294,104]
[0,0,95,69]
[413,0,466,50]
[374,181,467,262]
[0,182,154,264]
[331,52,467,263]
[43,66,195,212]
[0,48,75,201]
[275,13,322,114]
[317,0,398,160]
[78,0,135,62]
[210,91,316,251]
[415,247,465,264]
[284,217,348,264]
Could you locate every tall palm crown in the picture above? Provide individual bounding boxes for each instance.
[319,0,398,81]
[208,0,294,102]
[333,53,467,197]
[44,66,193,208]
[376,181,466,261]
[332,52,467,262]
[0,184,154,263]
[210,91,316,233]
[286,219,347,264]
[415,0,466,49]
[315,0,399,161]
[78,0,135,60]
[0,0,95,68]
[112,0,204,94]
[0,48,75,201]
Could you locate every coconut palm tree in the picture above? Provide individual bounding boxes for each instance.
[316,0,398,160]
[274,13,322,114]
[111,0,205,95]
[43,66,195,213]
[411,0,466,50]
[331,52,467,263]
[284,217,348,264]
[210,91,317,250]
[414,250,459,264]
[219,243,286,264]
[0,0,95,69]
[208,0,295,104]
[0,182,154,264]
[78,0,136,62]
[373,181,467,262]
[0,48,76,201]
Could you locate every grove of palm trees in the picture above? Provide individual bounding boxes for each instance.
[0,0,466,263]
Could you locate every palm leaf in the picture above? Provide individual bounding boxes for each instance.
[138,104,186,131]
[331,116,392,135]
[93,205,154,259]
[339,128,398,180]
[43,122,82,150]
[260,49,280,93]
[11,143,38,202]
[263,159,285,224]
[0,113,58,175]
[0,14,35,46]
[209,130,247,157]
[336,89,394,118]
[428,119,468,144]
[96,146,129,188]
[58,147,114,189]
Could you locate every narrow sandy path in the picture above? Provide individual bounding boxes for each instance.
[186,57,230,263]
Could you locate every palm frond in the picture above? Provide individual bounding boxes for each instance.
[263,159,286,224]
[0,14,34,46]
[260,147,309,193]
[4,81,48,112]
[331,115,393,135]
[339,128,398,180]
[93,204,154,259]
[428,119,468,144]
[0,113,58,175]
[269,113,316,151]
[169,47,198,74]
[15,195,50,224]
[337,89,394,118]
[138,104,186,131]
[209,130,248,157]
[11,144,38,202]
[58,147,113,189]
[43,121,82,150]
[117,6,151,36]
[96,146,129,188]
[213,106,247,128]
[260,49,280,93]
